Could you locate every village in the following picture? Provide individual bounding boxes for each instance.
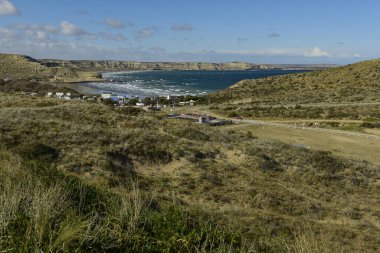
[45,91,233,126]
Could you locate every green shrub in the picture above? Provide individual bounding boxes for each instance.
[117,106,143,116]
[18,142,60,161]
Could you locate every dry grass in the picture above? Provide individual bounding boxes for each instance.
[0,150,89,251]
[1,94,379,252]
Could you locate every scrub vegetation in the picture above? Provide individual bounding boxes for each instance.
[0,93,379,252]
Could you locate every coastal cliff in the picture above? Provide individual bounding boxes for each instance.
[39,59,272,71]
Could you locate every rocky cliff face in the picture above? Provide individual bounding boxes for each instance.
[40,59,272,71]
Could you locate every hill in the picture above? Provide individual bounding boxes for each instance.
[209,58,380,104]
[0,53,102,82]
[0,93,379,252]
[0,79,79,94]
[206,58,380,119]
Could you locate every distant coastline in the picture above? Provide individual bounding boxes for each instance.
[40,58,336,72]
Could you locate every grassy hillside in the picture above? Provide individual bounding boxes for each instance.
[0,53,101,82]
[0,79,78,94]
[0,94,379,252]
[209,59,380,105]
[205,59,380,120]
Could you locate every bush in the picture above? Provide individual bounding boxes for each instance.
[360,122,380,128]
[117,107,143,116]
[169,126,210,141]
[124,131,173,164]
[18,142,60,161]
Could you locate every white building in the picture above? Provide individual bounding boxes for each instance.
[46,92,54,97]
[136,102,145,107]
[101,93,113,99]
[56,92,64,98]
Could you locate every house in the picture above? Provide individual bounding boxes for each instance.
[101,93,114,99]
[112,95,128,104]
[46,92,54,97]
[136,102,145,107]
[56,92,64,98]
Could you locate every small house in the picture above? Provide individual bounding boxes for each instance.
[136,102,145,107]
[101,93,113,99]
[46,92,54,97]
[56,92,64,98]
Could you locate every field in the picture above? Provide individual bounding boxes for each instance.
[0,93,379,252]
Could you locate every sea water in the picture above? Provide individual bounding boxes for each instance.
[80,69,307,98]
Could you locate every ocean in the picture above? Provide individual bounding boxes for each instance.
[79,69,307,98]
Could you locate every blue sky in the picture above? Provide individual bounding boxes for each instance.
[0,0,379,63]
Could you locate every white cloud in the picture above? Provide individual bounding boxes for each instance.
[0,0,19,16]
[135,26,158,39]
[36,31,47,40]
[99,32,127,41]
[171,23,193,32]
[60,21,88,36]
[105,18,125,29]
[303,47,329,57]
